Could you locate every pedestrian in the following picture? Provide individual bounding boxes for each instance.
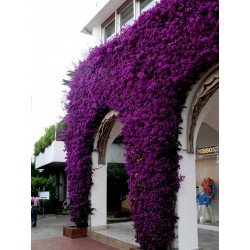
[31,191,40,227]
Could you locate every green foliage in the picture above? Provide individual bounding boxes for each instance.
[31,161,41,177]
[31,176,58,214]
[107,163,129,207]
[33,119,67,157]
[55,119,67,140]
[34,126,55,156]
[31,176,57,200]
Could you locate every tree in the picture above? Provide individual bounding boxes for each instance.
[31,176,57,213]
[34,126,55,156]
[33,120,67,157]
[107,163,129,215]
[31,161,41,177]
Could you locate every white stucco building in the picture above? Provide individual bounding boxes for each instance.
[81,1,219,249]
[36,1,218,249]
[35,141,67,203]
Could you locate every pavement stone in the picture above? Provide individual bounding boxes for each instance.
[32,215,119,250]
[32,236,120,250]
[31,214,219,250]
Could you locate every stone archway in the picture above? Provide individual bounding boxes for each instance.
[90,111,123,228]
[177,64,219,250]
[187,66,219,153]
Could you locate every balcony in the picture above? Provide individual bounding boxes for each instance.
[35,141,66,170]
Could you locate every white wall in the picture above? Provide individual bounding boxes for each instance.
[178,84,200,250]
[91,26,102,47]
[107,143,125,163]
[176,152,198,250]
[90,150,107,228]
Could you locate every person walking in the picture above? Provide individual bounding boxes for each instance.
[31,192,40,227]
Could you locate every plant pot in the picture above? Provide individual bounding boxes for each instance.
[63,226,87,239]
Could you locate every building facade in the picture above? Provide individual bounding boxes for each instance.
[77,1,219,249]
[37,1,219,249]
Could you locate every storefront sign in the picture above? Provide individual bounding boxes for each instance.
[196,145,219,155]
[39,191,50,200]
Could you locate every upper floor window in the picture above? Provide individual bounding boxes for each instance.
[139,0,157,14]
[120,2,134,31]
[102,0,158,43]
[104,19,115,43]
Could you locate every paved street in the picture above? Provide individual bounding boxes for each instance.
[31,215,119,250]
[31,214,219,250]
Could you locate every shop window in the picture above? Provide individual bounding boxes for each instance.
[139,0,157,14]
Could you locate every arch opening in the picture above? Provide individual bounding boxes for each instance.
[195,89,219,226]
[90,111,130,228]
[107,134,131,223]
[177,66,219,250]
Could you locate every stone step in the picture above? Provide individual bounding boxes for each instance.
[87,230,140,250]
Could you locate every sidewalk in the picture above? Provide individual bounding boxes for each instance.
[32,214,219,250]
[31,214,119,250]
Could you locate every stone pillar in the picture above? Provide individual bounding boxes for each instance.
[90,151,107,228]
[176,151,199,250]
[90,113,122,229]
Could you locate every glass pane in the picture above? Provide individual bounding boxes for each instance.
[104,19,115,42]
[120,3,134,30]
[140,0,157,14]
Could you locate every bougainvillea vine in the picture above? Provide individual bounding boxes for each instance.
[64,0,218,249]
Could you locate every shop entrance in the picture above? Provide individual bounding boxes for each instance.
[90,111,130,228]
[196,125,219,225]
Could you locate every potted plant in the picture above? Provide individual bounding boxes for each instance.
[63,220,87,239]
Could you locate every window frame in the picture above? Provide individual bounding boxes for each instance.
[139,0,157,14]
[101,0,158,43]
[117,0,134,34]
[102,13,116,43]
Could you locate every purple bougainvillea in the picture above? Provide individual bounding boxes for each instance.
[64,0,218,248]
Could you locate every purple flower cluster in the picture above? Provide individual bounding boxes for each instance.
[64,0,218,248]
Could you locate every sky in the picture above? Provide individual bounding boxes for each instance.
[30,0,97,155]
[0,1,99,245]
